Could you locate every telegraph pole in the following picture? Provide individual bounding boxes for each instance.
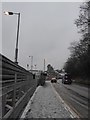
[44,59,45,71]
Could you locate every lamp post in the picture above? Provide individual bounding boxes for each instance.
[34,64,37,70]
[29,56,33,70]
[4,11,20,64]
[44,59,45,72]
[88,1,90,34]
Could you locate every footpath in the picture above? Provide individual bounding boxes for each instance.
[21,81,79,119]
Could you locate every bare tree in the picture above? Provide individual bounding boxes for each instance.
[75,1,90,34]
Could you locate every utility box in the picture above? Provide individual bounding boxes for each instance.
[37,72,47,86]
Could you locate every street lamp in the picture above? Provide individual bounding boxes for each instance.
[4,11,20,64]
[29,56,33,70]
[34,64,37,70]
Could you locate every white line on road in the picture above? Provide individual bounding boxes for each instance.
[50,82,80,118]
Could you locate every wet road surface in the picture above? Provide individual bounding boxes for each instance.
[53,79,89,118]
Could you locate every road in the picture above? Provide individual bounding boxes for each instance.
[53,79,89,118]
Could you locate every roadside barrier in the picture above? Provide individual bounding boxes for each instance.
[0,54,37,119]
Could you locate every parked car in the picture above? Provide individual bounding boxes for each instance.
[62,73,72,84]
[51,77,57,83]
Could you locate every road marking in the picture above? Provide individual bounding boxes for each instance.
[51,83,80,118]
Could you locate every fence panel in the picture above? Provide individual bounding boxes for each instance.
[0,54,37,119]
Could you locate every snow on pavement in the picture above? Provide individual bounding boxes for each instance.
[21,81,78,119]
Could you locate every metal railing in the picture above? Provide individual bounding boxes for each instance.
[0,54,37,119]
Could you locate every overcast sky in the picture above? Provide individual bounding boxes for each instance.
[2,2,83,70]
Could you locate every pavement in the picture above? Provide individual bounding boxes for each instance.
[21,81,79,119]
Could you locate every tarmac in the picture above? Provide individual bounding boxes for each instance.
[21,81,79,119]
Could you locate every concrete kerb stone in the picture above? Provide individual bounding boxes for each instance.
[20,86,42,119]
